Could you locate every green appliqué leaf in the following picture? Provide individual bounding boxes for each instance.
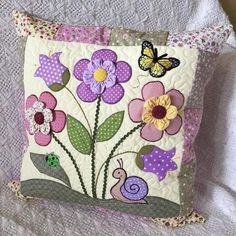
[67,115,92,155]
[96,111,124,142]
[49,69,70,92]
[135,145,155,169]
[30,153,71,187]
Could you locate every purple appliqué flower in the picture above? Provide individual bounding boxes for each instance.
[73,49,132,104]
[34,52,70,91]
[141,146,177,181]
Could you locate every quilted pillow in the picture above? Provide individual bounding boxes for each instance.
[10,10,232,227]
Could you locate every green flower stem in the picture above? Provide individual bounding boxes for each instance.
[101,123,144,199]
[95,151,138,190]
[65,86,92,135]
[52,133,88,195]
[91,95,102,198]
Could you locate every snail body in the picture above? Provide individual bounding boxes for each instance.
[110,159,148,204]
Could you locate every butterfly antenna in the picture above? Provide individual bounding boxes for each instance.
[154,48,158,58]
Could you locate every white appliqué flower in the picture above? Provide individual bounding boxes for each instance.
[25,101,53,135]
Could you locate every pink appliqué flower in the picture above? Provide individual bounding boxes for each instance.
[73,49,132,104]
[128,81,184,142]
[25,91,66,146]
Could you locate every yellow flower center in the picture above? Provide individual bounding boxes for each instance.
[93,68,108,82]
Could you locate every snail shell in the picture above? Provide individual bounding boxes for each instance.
[120,176,148,201]
[111,159,149,204]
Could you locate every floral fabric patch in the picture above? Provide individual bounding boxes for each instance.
[55,25,111,45]
[12,10,59,39]
[167,25,232,54]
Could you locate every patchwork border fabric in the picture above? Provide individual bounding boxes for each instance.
[11,10,232,225]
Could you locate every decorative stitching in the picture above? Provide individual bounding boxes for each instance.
[90,95,102,198]
[20,179,180,218]
[52,133,88,195]
[102,123,144,199]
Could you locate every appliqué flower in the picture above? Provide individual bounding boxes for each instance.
[136,146,177,181]
[34,52,70,92]
[128,81,184,141]
[73,49,132,104]
[25,91,66,146]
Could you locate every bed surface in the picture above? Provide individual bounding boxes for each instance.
[0,0,236,235]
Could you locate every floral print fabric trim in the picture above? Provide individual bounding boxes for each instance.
[8,180,32,201]
[152,210,205,227]
[12,10,59,39]
[109,27,168,46]
[55,25,111,45]
[167,25,232,54]
[12,11,232,54]
[25,92,66,146]
[182,109,203,164]
[74,49,132,104]
[128,81,184,141]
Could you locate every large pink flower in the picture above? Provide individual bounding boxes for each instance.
[25,91,66,146]
[128,82,184,142]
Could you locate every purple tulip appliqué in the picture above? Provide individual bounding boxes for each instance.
[34,52,70,92]
[136,146,177,181]
[73,49,132,104]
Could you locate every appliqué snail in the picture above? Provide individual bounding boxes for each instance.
[110,159,149,204]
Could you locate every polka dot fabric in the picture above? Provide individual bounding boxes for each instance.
[91,49,117,62]
[142,147,177,181]
[116,61,132,83]
[73,59,90,81]
[101,84,125,104]
[35,52,67,86]
[75,49,132,105]
[109,27,168,46]
[121,176,148,201]
[182,109,203,164]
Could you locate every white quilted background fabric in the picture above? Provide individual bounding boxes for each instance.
[0,0,236,235]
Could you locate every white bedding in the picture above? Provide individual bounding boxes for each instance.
[0,0,236,235]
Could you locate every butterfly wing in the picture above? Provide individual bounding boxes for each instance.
[138,41,155,71]
[158,58,180,71]
[139,41,180,77]
[149,62,166,78]
[138,56,154,71]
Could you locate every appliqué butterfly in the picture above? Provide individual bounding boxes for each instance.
[138,41,180,78]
